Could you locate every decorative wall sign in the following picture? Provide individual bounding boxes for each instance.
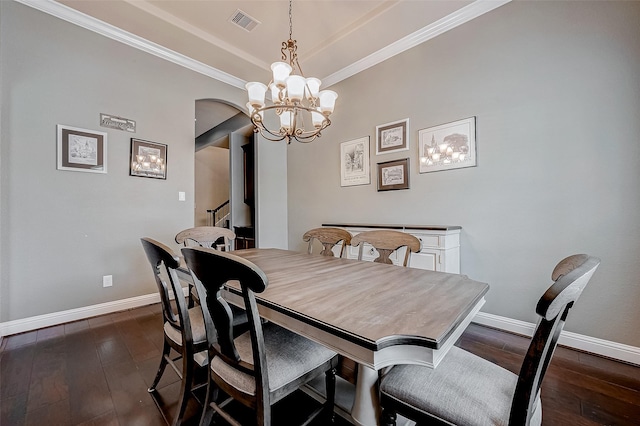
[376,118,409,155]
[340,136,371,187]
[419,117,476,173]
[57,124,107,174]
[130,138,167,179]
[377,158,409,191]
[100,113,136,133]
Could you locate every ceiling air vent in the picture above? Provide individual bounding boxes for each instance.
[228,9,260,32]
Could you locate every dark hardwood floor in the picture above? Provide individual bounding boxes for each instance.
[1,303,638,425]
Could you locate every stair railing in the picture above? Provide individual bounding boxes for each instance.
[207,200,230,228]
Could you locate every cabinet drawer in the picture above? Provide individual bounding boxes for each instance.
[411,233,441,249]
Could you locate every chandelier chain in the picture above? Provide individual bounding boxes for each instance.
[289,0,293,41]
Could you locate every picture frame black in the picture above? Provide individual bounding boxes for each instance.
[57,124,107,174]
[377,158,410,191]
[130,138,167,179]
[376,118,409,155]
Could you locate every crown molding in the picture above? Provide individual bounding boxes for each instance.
[14,0,247,90]
[15,0,509,91]
[322,0,511,87]
[122,0,270,71]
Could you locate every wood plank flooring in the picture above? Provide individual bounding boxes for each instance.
[1,303,638,425]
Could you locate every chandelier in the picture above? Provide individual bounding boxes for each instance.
[245,0,338,144]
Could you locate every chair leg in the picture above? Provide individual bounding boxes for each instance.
[381,407,397,426]
[173,350,194,426]
[148,340,171,392]
[199,373,218,426]
[324,367,337,423]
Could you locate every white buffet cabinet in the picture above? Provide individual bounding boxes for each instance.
[323,223,461,274]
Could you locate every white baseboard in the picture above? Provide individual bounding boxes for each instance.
[473,312,640,366]
[2,296,639,366]
[0,293,160,337]
[0,287,190,338]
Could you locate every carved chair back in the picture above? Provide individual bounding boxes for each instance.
[175,226,236,251]
[302,227,352,258]
[140,237,192,342]
[351,229,421,266]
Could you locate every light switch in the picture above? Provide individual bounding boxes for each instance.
[178,191,186,201]
[103,275,113,287]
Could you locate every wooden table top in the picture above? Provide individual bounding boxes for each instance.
[223,248,489,351]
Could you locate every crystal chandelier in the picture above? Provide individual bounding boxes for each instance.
[245,0,338,144]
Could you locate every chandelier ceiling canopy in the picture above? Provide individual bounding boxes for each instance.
[245,0,337,144]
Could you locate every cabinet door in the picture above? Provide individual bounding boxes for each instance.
[409,250,439,271]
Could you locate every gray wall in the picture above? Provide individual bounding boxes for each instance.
[287,1,640,347]
[194,146,229,226]
[0,1,248,321]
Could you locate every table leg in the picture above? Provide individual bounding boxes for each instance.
[351,364,380,426]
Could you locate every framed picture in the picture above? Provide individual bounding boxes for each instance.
[57,125,107,174]
[418,117,476,173]
[377,158,410,191]
[376,118,409,155]
[340,136,371,187]
[130,138,167,179]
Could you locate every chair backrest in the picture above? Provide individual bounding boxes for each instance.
[140,237,194,344]
[302,227,352,257]
[181,247,270,411]
[175,226,236,251]
[509,254,600,425]
[351,229,421,266]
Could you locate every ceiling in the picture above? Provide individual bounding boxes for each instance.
[43,0,509,134]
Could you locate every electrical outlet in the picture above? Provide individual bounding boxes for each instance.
[178,191,186,201]
[103,275,113,287]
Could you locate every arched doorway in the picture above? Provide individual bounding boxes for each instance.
[194,99,254,246]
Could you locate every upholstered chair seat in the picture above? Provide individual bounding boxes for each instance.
[381,346,542,426]
[163,306,207,346]
[211,322,338,397]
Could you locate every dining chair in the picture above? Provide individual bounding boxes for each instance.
[379,254,601,426]
[175,226,236,251]
[302,227,352,257]
[140,237,212,426]
[181,246,339,426]
[176,226,237,307]
[351,229,421,266]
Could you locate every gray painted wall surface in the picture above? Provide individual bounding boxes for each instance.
[0,2,248,321]
[287,1,640,347]
[194,146,229,226]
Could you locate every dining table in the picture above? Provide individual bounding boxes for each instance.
[177,248,489,426]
